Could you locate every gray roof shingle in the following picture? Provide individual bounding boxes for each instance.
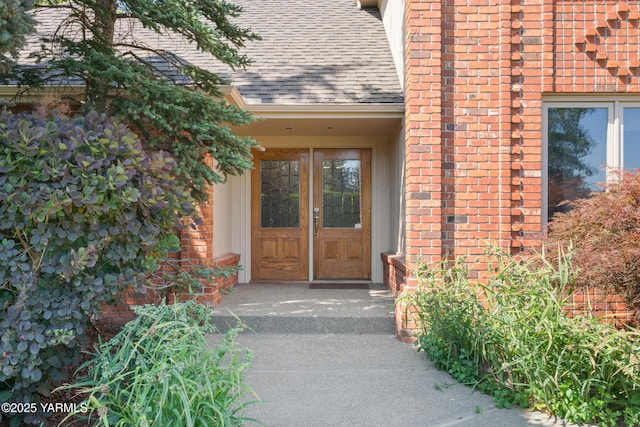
[225,0,403,104]
[14,0,403,105]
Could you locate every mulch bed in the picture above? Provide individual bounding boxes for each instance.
[39,324,121,427]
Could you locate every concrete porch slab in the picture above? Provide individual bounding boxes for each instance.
[211,283,396,334]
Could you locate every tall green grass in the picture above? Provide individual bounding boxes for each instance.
[403,246,640,426]
[60,301,258,426]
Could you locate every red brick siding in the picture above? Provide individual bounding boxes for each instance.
[381,252,406,296]
[99,288,163,324]
[100,252,241,325]
[100,161,239,323]
[398,0,638,338]
[168,253,241,308]
[568,288,633,327]
[404,0,444,277]
[180,156,216,267]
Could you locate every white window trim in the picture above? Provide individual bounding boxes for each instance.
[617,101,640,170]
[542,98,640,224]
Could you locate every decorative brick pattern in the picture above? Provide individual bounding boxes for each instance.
[398,0,637,339]
[560,1,640,89]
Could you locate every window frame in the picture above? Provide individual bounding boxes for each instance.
[618,102,640,170]
[541,98,640,223]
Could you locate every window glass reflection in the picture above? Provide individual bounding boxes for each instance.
[547,108,607,220]
[624,108,640,170]
[322,160,361,228]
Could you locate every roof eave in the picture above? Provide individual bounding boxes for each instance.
[247,102,404,119]
[221,85,404,118]
[221,85,248,109]
[355,0,380,9]
[0,85,86,103]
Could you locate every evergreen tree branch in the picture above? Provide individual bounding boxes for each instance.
[12,0,260,202]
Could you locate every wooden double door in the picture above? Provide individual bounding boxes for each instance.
[251,148,371,281]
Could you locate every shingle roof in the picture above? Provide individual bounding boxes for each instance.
[14,0,403,105]
[223,0,403,104]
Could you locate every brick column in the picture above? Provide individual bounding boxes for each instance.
[404,0,444,270]
[399,0,522,339]
[404,0,520,270]
[397,0,444,340]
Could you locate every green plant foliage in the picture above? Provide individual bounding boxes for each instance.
[546,169,640,325]
[402,245,640,426]
[0,0,35,73]
[60,301,257,426]
[0,110,198,425]
[12,0,261,202]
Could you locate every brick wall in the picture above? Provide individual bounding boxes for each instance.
[168,253,241,308]
[100,251,241,324]
[397,0,640,338]
[381,252,406,296]
[100,176,240,323]
[569,287,633,327]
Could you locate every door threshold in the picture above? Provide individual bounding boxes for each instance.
[248,280,373,285]
[309,282,371,290]
[312,279,372,283]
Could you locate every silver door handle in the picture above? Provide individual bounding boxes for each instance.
[313,207,320,237]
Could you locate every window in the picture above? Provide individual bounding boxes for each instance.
[260,160,300,228]
[543,101,640,222]
[322,159,362,228]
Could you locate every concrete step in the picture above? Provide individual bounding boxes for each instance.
[210,283,396,335]
[211,313,396,334]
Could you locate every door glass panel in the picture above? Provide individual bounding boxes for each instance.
[623,108,640,170]
[547,107,607,220]
[260,160,300,228]
[322,160,361,228]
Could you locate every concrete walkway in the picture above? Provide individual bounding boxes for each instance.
[208,283,589,427]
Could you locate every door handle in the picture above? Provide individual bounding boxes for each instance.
[313,207,320,237]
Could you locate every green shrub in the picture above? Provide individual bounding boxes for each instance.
[60,301,257,427]
[0,110,197,425]
[546,169,640,325]
[403,246,640,426]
